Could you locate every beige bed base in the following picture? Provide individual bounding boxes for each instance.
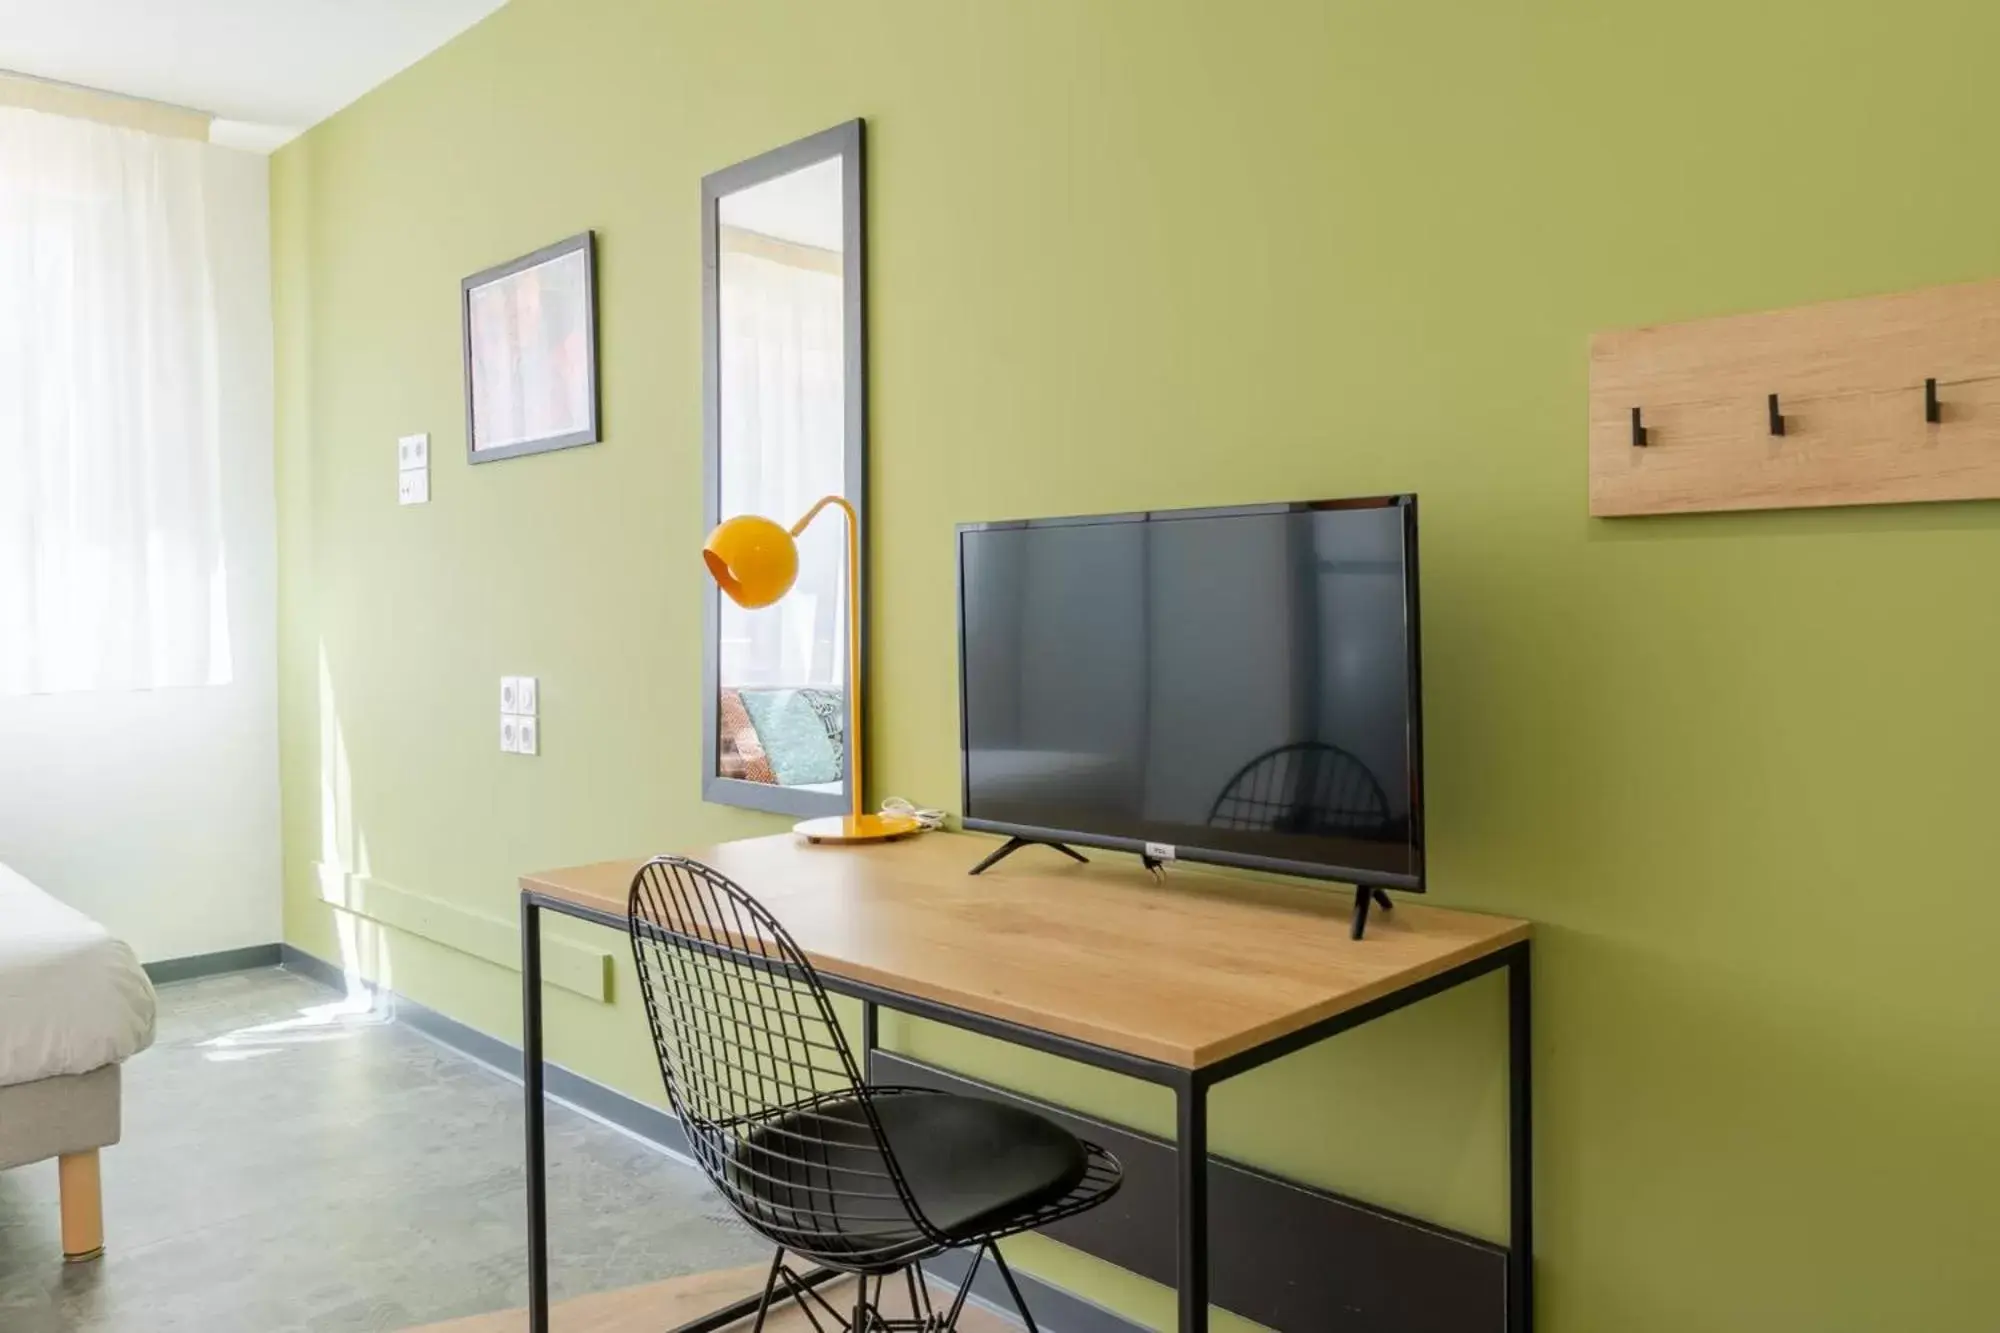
[0,1063,119,1262]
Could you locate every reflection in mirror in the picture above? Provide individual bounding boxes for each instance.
[703,124,862,816]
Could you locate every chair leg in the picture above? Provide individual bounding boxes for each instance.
[905,1263,935,1327]
[751,1247,786,1333]
[988,1243,1039,1333]
[58,1150,104,1264]
[942,1246,984,1329]
[775,1260,851,1333]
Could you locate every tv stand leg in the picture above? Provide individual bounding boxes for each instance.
[1351,887,1393,939]
[968,836,1090,876]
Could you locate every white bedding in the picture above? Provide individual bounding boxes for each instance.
[0,862,157,1089]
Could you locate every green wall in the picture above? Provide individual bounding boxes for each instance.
[272,2,2000,1329]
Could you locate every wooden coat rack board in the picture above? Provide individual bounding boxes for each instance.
[1589,277,2000,516]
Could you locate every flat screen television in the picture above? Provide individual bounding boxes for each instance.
[957,496,1424,893]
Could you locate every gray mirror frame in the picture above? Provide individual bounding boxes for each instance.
[700,119,866,818]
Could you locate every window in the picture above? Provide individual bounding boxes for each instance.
[714,211,847,692]
[0,105,227,695]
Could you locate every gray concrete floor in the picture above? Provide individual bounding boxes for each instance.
[0,967,767,1332]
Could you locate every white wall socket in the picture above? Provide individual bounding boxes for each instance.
[501,675,539,755]
[501,676,538,715]
[398,432,430,506]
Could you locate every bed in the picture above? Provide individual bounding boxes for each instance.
[718,685,845,790]
[0,861,157,1262]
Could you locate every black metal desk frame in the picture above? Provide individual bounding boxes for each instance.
[520,890,1533,1333]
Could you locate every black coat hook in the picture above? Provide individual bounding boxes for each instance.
[1925,377,1941,424]
[1767,393,1785,437]
[1630,406,1648,448]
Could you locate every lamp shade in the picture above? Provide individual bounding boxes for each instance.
[703,514,799,609]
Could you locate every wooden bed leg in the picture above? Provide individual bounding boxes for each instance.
[58,1150,104,1263]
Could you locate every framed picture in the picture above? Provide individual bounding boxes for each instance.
[462,231,600,463]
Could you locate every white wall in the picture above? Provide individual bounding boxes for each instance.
[0,144,280,963]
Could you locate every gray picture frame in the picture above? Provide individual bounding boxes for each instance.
[701,119,866,818]
[462,231,601,464]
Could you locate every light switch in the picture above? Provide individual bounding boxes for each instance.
[399,433,430,507]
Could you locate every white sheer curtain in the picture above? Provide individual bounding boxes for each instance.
[0,105,227,696]
[716,236,845,690]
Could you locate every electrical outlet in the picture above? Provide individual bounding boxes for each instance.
[397,469,429,505]
[515,676,538,716]
[516,716,538,756]
[500,676,520,713]
[397,433,430,470]
[500,714,520,754]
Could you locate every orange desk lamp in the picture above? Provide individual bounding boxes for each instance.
[703,495,922,844]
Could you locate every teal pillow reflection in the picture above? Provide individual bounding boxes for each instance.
[737,687,845,787]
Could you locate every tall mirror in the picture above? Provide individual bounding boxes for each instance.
[702,121,865,816]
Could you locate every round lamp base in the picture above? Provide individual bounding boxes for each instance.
[795,813,925,844]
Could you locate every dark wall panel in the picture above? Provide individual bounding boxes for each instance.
[873,1052,1507,1333]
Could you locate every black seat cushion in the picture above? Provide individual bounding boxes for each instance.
[733,1090,1089,1246]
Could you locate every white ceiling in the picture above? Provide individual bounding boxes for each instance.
[719,158,845,252]
[0,0,507,150]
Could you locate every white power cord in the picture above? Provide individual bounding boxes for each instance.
[880,796,947,831]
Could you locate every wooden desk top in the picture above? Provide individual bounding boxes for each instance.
[520,833,1529,1071]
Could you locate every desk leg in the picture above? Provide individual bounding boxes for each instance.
[1508,944,1534,1332]
[522,898,549,1333]
[1175,1076,1209,1333]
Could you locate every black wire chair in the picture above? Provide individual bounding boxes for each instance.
[1207,740,1392,840]
[628,855,1122,1333]
[1208,741,1400,929]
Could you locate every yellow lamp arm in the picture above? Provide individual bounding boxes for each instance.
[789,494,864,820]
[787,493,855,538]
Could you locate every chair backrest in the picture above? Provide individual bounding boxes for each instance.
[627,855,934,1266]
[1207,741,1392,837]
